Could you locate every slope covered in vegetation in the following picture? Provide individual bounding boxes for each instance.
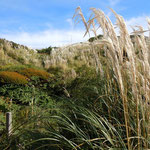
[0,38,59,69]
[0,7,150,150]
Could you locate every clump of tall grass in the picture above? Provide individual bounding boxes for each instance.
[73,6,150,149]
[0,102,127,150]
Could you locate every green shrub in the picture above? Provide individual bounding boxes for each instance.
[11,41,19,49]
[88,34,103,42]
[36,46,53,54]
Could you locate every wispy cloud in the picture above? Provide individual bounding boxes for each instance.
[2,15,150,49]
[125,15,150,34]
[1,29,89,49]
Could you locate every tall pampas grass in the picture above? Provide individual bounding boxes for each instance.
[73,7,150,149]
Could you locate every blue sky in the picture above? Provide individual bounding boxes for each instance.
[0,0,150,48]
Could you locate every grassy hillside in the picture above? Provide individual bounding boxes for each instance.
[1,7,150,149]
[0,39,59,69]
[0,39,38,65]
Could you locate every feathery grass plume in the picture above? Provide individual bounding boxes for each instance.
[76,7,130,148]
[90,8,123,63]
[73,7,104,76]
[110,9,141,149]
[132,26,150,149]
[74,7,150,149]
[73,6,90,37]
[89,9,125,94]
[88,17,99,37]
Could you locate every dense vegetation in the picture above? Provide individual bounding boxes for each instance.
[0,7,150,150]
[36,46,58,54]
[36,46,53,54]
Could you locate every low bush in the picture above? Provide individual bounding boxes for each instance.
[19,68,53,80]
[36,46,53,54]
[0,71,28,84]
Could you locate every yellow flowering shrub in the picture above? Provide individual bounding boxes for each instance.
[0,71,29,84]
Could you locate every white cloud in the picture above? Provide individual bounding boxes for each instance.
[1,29,89,49]
[125,15,150,35]
[2,14,150,49]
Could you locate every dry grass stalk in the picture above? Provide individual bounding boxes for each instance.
[73,6,90,37]
[83,8,131,149]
